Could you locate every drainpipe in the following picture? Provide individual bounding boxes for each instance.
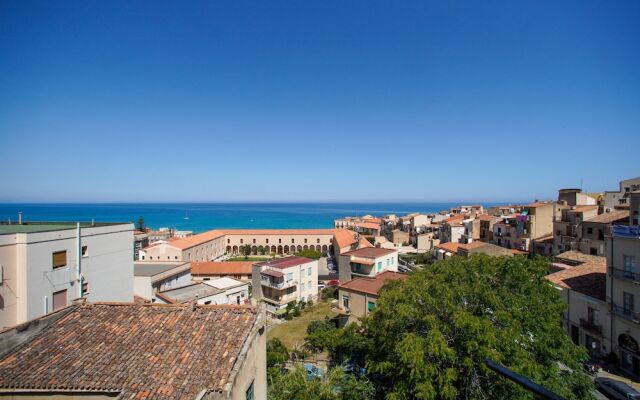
[77,223,83,299]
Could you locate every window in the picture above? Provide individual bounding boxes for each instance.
[52,251,67,269]
[240,239,243,244]
[308,267,312,276]
[204,301,212,305]
[204,277,210,281]
[317,238,320,243]
[279,238,282,243]
[308,280,312,289]
[266,239,269,244]
[387,258,390,266]
[253,239,256,244]
[587,227,593,235]
[292,238,295,244]
[245,380,254,400]
[624,255,636,273]
[53,289,67,311]
[82,282,89,294]
[368,301,375,312]
[624,292,635,315]
[301,282,305,291]
[304,238,308,243]
[81,246,88,257]
[227,239,230,244]
[342,295,350,309]
[588,307,599,325]
[377,261,382,272]
[286,272,293,281]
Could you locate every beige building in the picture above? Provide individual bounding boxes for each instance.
[156,279,249,306]
[604,177,640,212]
[0,222,134,330]
[579,210,629,257]
[191,261,254,282]
[338,247,398,282]
[391,229,410,245]
[606,192,640,378]
[416,232,439,253]
[439,214,465,243]
[547,254,610,359]
[0,302,266,400]
[553,205,599,254]
[337,271,407,324]
[252,256,319,316]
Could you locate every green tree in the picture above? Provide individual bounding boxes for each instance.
[136,216,145,231]
[267,338,290,382]
[258,245,265,255]
[295,249,322,259]
[305,318,337,352]
[240,244,252,259]
[268,366,375,400]
[366,236,376,245]
[357,254,593,400]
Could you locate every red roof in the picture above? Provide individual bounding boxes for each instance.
[438,242,461,254]
[342,247,396,258]
[191,261,253,275]
[333,229,358,248]
[254,256,314,269]
[339,271,407,296]
[546,261,606,301]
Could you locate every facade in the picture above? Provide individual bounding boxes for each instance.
[439,215,465,244]
[133,261,191,301]
[580,210,629,257]
[204,277,251,305]
[191,261,254,282]
[338,247,398,282]
[547,255,610,359]
[337,271,407,324]
[606,192,640,378]
[460,218,480,244]
[604,177,640,212]
[252,256,319,316]
[416,232,439,253]
[133,230,149,260]
[0,302,266,400]
[0,222,134,330]
[391,229,410,245]
[156,279,249,306]
[434,242,462,261]
[553,205,599,255]
[478,214,499,242]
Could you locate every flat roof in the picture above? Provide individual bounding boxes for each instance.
[159,283,222,303]
[0,221,131,234]
[134,262,189,277]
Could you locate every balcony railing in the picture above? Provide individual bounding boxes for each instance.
[262,292,298,305]
[579,318,602,335]
[261,278,297,290]
[612,304,640,323]
[611,268,640,283]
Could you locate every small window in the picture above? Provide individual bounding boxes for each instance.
[587,227,593,235]
[304,238,308,243]
[53,289,67,311]
[253,239,256,244]
[204,277,210,281]
[245,380,254,400]
[292,238,295,244]
[240,239,243,244]
[368,301,375,312]
[308,267,312,276]
[52,251,67,269]
[317,238,320,243]
[81,246,88,257]
[204,300,212,305]
[266,239,269,244]
[279,238,282,243]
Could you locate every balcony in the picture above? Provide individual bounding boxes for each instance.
[261,277,297,290]
[351,263,374,277]
[612,303,640,323]
[262,292,298,305]
[611,268,640,284]
[579,318,602,335]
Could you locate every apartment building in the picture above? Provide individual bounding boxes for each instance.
[0,222,134,330]
[580,210,629,256]
[439,214,465,243]
[604,177,640,212]
[416,232,439,253]
[517,201,565,254]
[133,261,191,301]
[252,256,318,316]
[606,191,640,378]
[547,254,609,359]
[338,247,398,282]
[0,302,266,400]
[337,271,407,324]
[491,215,520,249]
[133,230,149,260]
[391,229,410,245]
[478,214,500,242]
[553,205,599,254]
[434,242,462,261]
[460,218,481,244]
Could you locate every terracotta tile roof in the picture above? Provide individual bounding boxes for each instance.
[160,229,226,250]
[333,229,358,248]
[363,217,382,224]
[567,205,599,213]
[554,251,606,266]
[358,237,374,248]
[191,261,253,275]
[342,247,396,258]
[221,229,335,236]
[526,201,554,208]
[444,214,465,224]
[0,303,260,399]
[437,242,461,254]
[254,255,314,269]
[353,222,381,230]
[546,263,606,301]
[585,210,629,224]
[339,271,407,296]
[458,241,485,250]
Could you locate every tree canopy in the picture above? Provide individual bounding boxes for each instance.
[268,365,375,400]
[311,255,594,399]
[295,249,323,259]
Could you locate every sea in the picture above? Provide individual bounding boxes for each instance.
[0,203,507,233]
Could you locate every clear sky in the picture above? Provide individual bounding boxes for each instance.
[0,1,638,203]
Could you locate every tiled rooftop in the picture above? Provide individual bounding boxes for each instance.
[254,255,313,269]
[339,271,407,296]
[191,261,253,275]
[342,247,396,258]
[585,210,629,224]
[0,303,260,399]
[547,262,606,301]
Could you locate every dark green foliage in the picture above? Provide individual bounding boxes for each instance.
[358,254,594,399]
[295,249,322,259]
[268,366,375,400]
[320,287,337,301]
[267,338,289,368]
[366,236,376,245]
[136,216,145,231]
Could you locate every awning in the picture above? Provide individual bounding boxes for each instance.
[261,269,283,278]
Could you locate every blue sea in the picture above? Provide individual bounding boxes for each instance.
[0,203,506,233]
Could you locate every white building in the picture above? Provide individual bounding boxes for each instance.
[252,256,319,316]
[0,222,134,329]
[203,277,250,305]
[133,261,192,301]
[338,247,399,282]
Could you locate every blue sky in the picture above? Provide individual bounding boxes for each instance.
[0,1,638,203]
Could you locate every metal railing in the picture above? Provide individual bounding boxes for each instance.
[579,318,602,335]
[610,268,640,283]
[261,278,297,290]
[611,303,640,323]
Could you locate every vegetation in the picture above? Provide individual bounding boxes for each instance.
[268,365,375,400]
[227,256,270,262]
[295,249,322,259]
[366,236,376,245]
[399,252,433,267]
[136,216,145,231]
[268,299,338,349]
[303,255,594,399]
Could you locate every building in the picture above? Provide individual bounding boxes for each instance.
[558,188,597,207]
[434,242,462,261]
[547,254,609,359]
[0,302,266,400]
[478,214,500,242]
[252,256,319,316]
[333,229,359,254]
[580,210,629,256]
[416,232,439,253]
[518,202,559,253]
[338,247,398,282]
[0,222,134,330]
[337,271,407,324]
[191,261,254,282]
[391,229,410,246]
[604,177,640,211]
[133,230,149,260]
[605,191,640,378]
[553,205,599,254]
[155,279,249,306]
[491,215,520,249]
[133,261,191,301]
[439,214,466,244]
[460,218,481,244]
[456,242,515,258]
